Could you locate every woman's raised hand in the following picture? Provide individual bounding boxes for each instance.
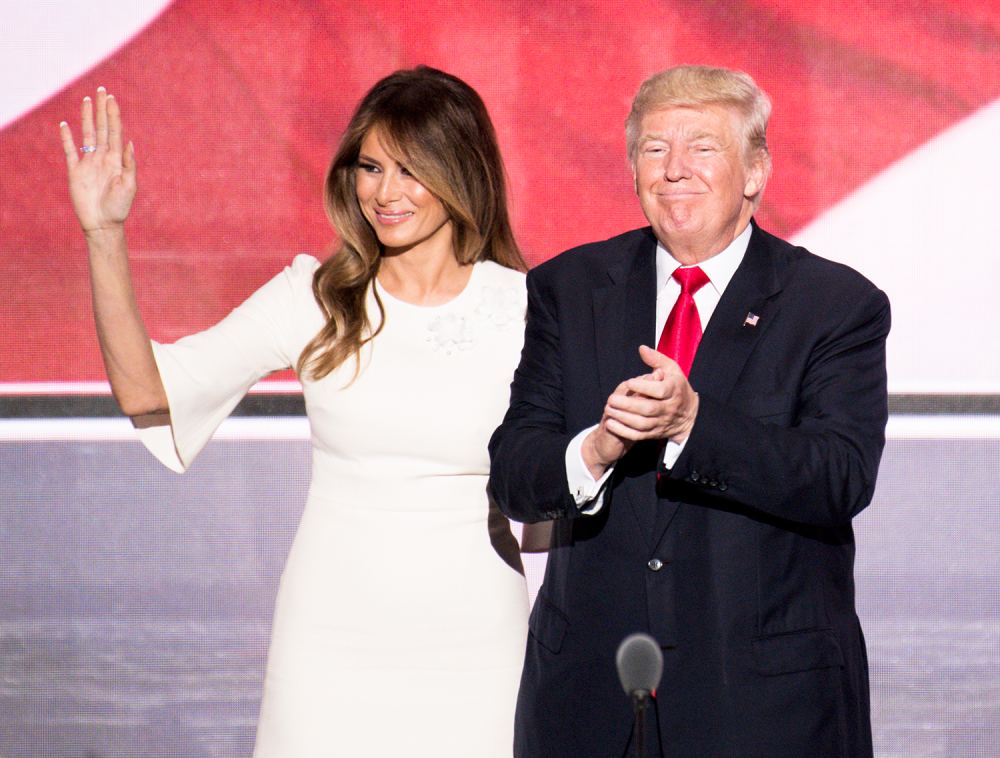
[60,87,137,234]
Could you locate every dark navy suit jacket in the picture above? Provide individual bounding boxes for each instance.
[488,223,890,758]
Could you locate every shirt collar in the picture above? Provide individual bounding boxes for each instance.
[655,222,753,296]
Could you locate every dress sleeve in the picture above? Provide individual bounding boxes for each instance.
[136,254,321,472]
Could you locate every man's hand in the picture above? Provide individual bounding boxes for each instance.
[581,400,633,480]
[580,345,700,479]
[606,344,699,442]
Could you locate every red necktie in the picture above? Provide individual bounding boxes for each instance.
[656,266,709,377]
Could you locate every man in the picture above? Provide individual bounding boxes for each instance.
[489,65,889,757]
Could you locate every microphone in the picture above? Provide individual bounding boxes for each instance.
[616,632,663,699]
[616,632,663,758]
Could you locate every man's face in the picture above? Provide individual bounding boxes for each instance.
[632,104,766,263]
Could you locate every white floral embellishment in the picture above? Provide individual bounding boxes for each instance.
[425,281,523,354]
[427,313,473,354]
[475,285,523,327]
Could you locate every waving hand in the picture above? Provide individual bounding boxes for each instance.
[59,86,137,233]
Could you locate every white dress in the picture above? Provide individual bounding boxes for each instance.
[138,256,529,757]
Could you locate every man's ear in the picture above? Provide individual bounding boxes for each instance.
[744,151,771,200]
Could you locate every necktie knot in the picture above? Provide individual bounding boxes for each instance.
[672,266,709,295]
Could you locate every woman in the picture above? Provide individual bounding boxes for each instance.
[60,67,529,757]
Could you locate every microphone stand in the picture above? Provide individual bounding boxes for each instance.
[631,689,651,758]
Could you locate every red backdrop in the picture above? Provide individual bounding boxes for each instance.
[2,0,999,381]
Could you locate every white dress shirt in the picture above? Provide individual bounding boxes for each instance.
[565,223,753,512]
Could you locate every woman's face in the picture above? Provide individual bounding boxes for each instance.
[354,128,453,257]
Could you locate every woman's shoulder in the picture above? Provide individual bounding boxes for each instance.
[476,259,527,289]
[288,253,322,278]
[236,254,323,325]
[274,253,322,299]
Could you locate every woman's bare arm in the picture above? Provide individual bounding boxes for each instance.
[60,87,167,418]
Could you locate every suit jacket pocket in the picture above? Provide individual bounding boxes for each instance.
[752,628,844,676]
[529,591,569,654]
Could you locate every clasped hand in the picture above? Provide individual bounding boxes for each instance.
[583,345,698,477]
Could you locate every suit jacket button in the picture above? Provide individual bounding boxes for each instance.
[719,482,728,492]
[647,559,663,571]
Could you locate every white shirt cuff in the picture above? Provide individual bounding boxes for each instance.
[565,425,614,515]
[662,437,688,469]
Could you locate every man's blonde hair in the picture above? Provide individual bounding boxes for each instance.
[625,65,771,166]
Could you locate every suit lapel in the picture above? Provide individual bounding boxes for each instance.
[592,230,660,545]
[593,229,658,400]
[649,224,784,547]
[688,224,783,401]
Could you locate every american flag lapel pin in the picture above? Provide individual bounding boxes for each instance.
[743,312,760,327]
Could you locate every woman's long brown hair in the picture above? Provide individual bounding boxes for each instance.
[297,66,525,380]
